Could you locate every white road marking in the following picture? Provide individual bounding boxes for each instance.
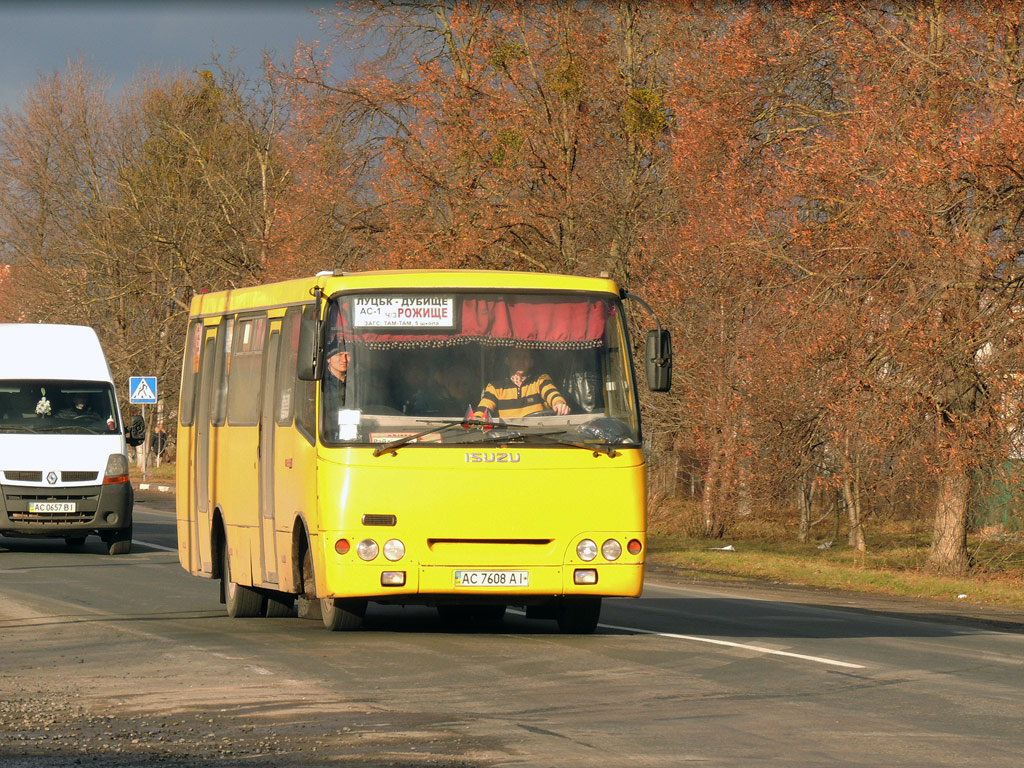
[132,538,177,553]
[597,620,865,669]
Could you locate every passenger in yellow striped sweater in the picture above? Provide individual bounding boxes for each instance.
[475,347,570,419]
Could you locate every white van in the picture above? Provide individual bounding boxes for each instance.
[0,324,144,554]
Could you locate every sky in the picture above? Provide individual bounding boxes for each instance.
[0,1,333,111]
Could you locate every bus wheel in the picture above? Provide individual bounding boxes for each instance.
[264,592,295,618]
[223,540,261,618]
[556,597,601,634]
[321,597,366,631]
[104,526,132,556]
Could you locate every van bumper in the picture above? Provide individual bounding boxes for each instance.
[0,481,133,537]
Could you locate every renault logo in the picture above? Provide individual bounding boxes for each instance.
[47,471,58,485]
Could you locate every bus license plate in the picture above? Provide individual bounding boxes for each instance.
[454,570,529,588]
[29,502,77,514]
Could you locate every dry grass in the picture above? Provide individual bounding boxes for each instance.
[648,498,1024,610]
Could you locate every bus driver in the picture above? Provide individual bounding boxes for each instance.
[475,347,570,420]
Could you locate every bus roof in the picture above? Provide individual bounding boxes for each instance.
[0,324,114,382]
[189,269,623,318]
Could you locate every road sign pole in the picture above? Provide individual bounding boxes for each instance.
[141,404,147,482]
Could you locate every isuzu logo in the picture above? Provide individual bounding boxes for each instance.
[464,452,521,463]
[47,471,58,485]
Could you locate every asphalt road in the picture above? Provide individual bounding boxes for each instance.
[1,490,1023,767]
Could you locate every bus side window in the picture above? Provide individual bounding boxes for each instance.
[227,314,267,426]
[179,320,202,427]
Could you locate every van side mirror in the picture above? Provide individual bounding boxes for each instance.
[297,308,321,381]
[646,329,672,392]
[125,415,146,447]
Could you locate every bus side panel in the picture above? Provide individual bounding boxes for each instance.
[175,427,193,571]
[273,426,318,595]
[216,425,260,587]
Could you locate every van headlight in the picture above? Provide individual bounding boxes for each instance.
[103,454,130,484]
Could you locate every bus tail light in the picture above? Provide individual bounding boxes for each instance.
[334,538,351,555]
[627,539,643,555]
[381,571,406,587]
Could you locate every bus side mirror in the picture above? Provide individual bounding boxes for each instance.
[125,415,146,447]
[646,329,672,392]
[297,310,320,381]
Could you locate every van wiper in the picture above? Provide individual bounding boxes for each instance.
[472,428,619,458]
[0,425,40,433]
[372,418,499,457]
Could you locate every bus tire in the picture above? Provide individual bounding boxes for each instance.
[223,540,261,618]
[264,592,295,618]
[321,597,365,631]
[556,597,601,634]
[105,526,132,556]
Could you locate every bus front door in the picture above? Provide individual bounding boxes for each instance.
[258,326,281,584]
[193,330,217,574]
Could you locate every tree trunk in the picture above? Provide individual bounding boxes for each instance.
[796,476,813,542]
[843,472,866,554]
[925,466,972,576]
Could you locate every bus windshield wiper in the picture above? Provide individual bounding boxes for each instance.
[372,418,500,457]
[472,429,620,458]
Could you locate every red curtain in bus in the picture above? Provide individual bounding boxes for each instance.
[335,297,611,349]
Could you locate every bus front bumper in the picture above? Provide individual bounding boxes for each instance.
[320,559,644,602]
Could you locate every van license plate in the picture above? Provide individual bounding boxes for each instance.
[454,570,529,587]
[29,502,77,514]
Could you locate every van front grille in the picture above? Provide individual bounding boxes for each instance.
[62,471,98,482]
[4,471,42,482]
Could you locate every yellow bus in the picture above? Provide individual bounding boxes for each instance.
[176,269,671,632]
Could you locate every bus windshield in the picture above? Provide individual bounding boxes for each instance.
[320,291,639,447]
[0,380,120,435]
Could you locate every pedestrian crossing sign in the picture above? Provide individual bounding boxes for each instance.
[129,376,158,404]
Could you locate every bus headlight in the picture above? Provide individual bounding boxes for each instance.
[383,539,405,562]
[356,539,379,561]
[601,539,622,561]
[576,539,598,562]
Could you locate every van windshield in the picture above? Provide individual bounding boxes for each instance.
[319,291,640,447]
[0,380,121,435]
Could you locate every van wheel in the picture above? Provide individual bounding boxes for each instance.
[556,597,601,634]
[321,597,365,631]
[105,526,132,556]
[64,536,87,549]
[264,592,295,618]
[223,540,261,618]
